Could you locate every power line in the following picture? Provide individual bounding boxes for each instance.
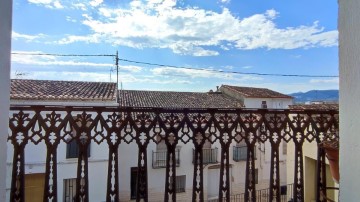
[118,58,338,78]
[11,52,339,78]
[11,52,116,57]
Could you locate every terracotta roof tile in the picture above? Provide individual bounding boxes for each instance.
[118,90,243,108]
[221,85,293,99]
[289,104,339,110]
[11,79,116,101]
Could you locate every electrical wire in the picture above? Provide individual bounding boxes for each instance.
[11,52,339,78]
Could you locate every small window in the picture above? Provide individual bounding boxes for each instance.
[255,169,258,184]
[261,101,267,109]
[170,175,186,193]
[280,185,287,195]
[63,178,76,202]
[282,142,287,155]
[66,139,90,159]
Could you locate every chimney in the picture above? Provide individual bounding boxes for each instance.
[216,86,219,91]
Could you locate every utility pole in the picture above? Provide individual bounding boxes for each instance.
[116,50,119,88]
[115,51,119,103]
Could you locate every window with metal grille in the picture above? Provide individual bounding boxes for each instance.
[66,139,90,159]
[63,178,76,202]
[170,175,186,193]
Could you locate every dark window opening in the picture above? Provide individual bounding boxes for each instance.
[261,101,267,109]
[66,139,90,159]
[130,167,145,200]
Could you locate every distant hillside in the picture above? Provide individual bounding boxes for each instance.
[289,90,339,103]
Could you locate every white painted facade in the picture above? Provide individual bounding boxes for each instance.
[0,0,12,201]
[243,98,293,109]
[339,0,360,201]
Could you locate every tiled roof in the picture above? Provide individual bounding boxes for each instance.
[118,90,243,108]
[289,103,339,110]
[11,79,116,101]
[220,85,293,99]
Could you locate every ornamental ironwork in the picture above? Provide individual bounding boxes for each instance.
[8,106,339,202]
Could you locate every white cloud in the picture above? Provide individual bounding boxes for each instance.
[150,66,262,81]
[242,66,252,69]
[310,78,339,84]
[12,51,114,67]
[12,31,45,42]
[220,0,231,3]
[66,16,77,23]
[89,0,103,7]
[28,0,63,9]
[56,2,338,56]
[11,51,143,73]
[72,3,87,11]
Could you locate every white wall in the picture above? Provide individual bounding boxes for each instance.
[0,0,12,200]
[339,0,360,200]
[244,98,293,109]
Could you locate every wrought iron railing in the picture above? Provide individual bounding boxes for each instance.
[7,106,338,202]
[152,149,180,168]
[208,184,294,202]
[193,147,218,164]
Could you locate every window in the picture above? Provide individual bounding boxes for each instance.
[66,118,91,159]
[130,167,145,200]
[66,139,90,159]
[282,142,287,155]
[255,169,258,184]
[261,101,267,109]
[63,178,76,202]
[170,175,186,193]
[280,185,287,195]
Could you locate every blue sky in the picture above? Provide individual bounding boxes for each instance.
[11,0,339,94]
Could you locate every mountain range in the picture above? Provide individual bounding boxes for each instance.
[289,90,339,103]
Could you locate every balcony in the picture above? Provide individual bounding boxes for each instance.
[152,149,180,168]
[7,106,338,202]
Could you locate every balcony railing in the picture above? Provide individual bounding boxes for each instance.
[7,106,338,202]
[208,184,294,202]
[193,147,218,164]
[152,149,180,168]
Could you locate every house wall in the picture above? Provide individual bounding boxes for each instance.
[243,98,293,109]
[117,132,284,201]
[0,0,12,200]
[339,0,360,200]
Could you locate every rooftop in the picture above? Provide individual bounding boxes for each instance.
[289,103,339,110]
[220,85,293,99]
[118,90,243,108]
[10,79,117,101]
